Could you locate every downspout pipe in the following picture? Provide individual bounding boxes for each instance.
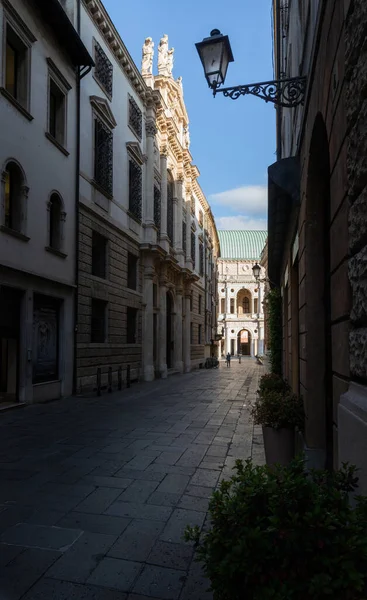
[73,1,92,395]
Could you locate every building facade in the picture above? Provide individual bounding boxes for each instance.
[76,0,219,392]
[269,0,367,487]
[217,231,267,358]
[0,0,219,404]
[0,0,92,405]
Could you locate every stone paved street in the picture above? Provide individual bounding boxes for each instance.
[0,361,264,600]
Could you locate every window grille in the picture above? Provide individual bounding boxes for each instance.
[94,118,113,196]
[129,96,142,139]
[129,159,142,221]
[95,41,113,97]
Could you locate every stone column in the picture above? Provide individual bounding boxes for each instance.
[143,261,155,381]
[144,118,157,244]
[174,177,184,267]
[225,325,231,354]
[183,289,191,373]
[158,277,168,378]
[174,287,184,372]
[160,151,169,252]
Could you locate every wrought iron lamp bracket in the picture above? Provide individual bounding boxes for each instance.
[212,76,307,108]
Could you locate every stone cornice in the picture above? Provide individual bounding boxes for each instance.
[82,0,150,103]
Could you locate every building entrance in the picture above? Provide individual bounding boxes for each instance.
[237,329,251,356]
[0,286,22,403]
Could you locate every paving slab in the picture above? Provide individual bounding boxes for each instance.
[0,362,264,600]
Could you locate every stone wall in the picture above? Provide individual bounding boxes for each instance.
[77,207,142,393]
[190,284,205,353]
[338,0,367,493]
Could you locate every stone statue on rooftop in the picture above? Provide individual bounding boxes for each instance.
[141,37,154,75]
[158,34,169,75]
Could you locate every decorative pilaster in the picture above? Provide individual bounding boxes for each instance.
[185,193,193,269]
[159,150,169,252]
[159,276,168,378]
[174,175,184,267]
[143,261,155,381]
[144,117,157,243]
[174,287,183,372]
[183,289,191,373]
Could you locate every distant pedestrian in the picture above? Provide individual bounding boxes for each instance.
[226,352,231,368]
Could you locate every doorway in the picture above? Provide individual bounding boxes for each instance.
[166,292,174,369]
[0,286,22,403]
[305,113,333,470]
[237,329,251,356]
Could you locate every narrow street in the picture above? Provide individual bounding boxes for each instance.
[0,362,264,600]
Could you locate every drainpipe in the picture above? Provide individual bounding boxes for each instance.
[203,212,207,346]
[73,0,92,394]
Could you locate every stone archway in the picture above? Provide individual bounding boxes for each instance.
[304,113,333,469]
[237,329,251,356]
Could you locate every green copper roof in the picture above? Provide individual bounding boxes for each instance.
[218,230,267,260]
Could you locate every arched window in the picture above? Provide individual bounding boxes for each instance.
[49,194,62,250]
[243,297,250,313]
[3,161,26,232]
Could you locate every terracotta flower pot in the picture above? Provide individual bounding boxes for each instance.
[262,426,295,466]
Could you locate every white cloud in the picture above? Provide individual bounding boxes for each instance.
[209,185,267,217]
[215,215,268,231]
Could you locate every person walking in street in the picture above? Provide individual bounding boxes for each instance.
[226,352,231,367]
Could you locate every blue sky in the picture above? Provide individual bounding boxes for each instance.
[103,0,276,230]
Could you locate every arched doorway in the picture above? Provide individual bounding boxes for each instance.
[304,113,333,470]
[166,292,174,369]
[237,329,251,356]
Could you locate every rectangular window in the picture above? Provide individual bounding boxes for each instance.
[198,295,202,315]
[32,295,60,383]
[191,232,196,269]
[48,78,66,145]
[91,299,107,343]
[94,118,113,196]
[182,221,187,255]
[128,96,142,139]
[127,307,138,343]
[154,185,161,234]
[92,231,107,279]
[129,159,142,221]
[220,298,225,313]
[230,298,235,314]
[5,24,30,108]
[127,253,138,290]
[94,40,113,97]
[199,242,204,276]
[198,324,202,345]
[254,298,258,313]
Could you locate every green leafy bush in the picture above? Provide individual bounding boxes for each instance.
[185,458,367,600]
[258,373,290,396]
[250,389,305,431]
[267,288,282,376]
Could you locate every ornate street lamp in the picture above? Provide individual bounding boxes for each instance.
[252,263,261,281]
[196,30,306,108]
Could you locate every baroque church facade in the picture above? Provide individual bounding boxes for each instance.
[217,231,267,359]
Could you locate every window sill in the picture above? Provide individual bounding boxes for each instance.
[0,88,33,121]
[92,179,113,200]
[127,211,142,225]
[45,132,69,156]
[45,246,67,259]
[0,225,30,242]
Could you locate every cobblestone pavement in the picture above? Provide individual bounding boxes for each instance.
[0,360,264,600]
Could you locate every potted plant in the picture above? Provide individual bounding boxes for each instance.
[251,377,304,465]
[185,458,367,600]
